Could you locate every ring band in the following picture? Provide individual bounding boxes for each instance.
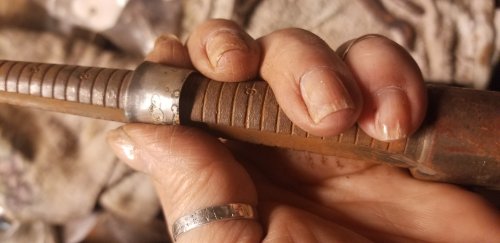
[172,203,256,241]
[338,34,385,60]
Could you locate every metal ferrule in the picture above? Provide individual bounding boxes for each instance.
[124,62,193,125]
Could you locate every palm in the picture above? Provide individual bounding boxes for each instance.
[228,143,500,242]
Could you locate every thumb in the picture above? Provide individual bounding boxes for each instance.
[107,124,262,242]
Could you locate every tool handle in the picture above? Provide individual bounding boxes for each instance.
[181,73,500,188]
[181,73,417,167]
[1,60,499,188]
[0,60,132,121]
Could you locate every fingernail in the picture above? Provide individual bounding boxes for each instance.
[374,86,411,141]
[300,68,355,123]
[107,127,136,162]
[154,34,180,47]
[147,34,179,57]
[206,30,248,68]
[150,34,182,55]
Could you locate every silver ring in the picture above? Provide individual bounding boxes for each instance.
[172,203,256,241]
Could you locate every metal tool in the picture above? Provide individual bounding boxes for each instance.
[0,60,499,188]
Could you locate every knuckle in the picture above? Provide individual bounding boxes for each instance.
[272,28,325,46]
[355,34,401,52]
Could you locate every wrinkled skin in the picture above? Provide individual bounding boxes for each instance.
[107,19,500,242]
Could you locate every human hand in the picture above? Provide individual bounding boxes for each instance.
[107,19,500,242]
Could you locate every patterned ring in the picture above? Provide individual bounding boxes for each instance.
[172,203,257,241]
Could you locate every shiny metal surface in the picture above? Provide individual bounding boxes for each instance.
[124,62,192,125]
[172,203,256,241]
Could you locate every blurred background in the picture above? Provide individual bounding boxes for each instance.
[0,0,499,242]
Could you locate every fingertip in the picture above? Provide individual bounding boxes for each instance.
[258,28,363,136]
[204,29,248,68]
[299,68,356,124]
[341,34,427,141]
[296,67,362,136]
[373,87,412,141]
[146,34,192,68]
[106,125,144,172]
[187,19,260,82]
